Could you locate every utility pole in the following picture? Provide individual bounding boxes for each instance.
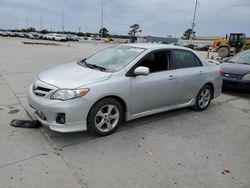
[25,18,29,29]
[15,18,18,30]
[62,9,65,34]
[40,15,43,31]
[191,0,198,40]
[100,0,104,38]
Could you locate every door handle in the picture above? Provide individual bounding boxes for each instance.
[168,75,176,80]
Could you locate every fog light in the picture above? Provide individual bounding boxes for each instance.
[36,111,46,120]
[56,113,65,124]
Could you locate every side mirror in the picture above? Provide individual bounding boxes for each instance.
[134,66,150,76]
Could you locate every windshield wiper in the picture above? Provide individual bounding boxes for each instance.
[88,64,106,71]
[77,59,87,66]
[78,59,106,71]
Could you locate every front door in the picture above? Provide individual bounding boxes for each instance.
[130,50,177,114]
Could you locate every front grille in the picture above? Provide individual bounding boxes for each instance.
[223,72,241,79]
[36,87,51,92]
[33,86,52,97]
[32,80,56,98]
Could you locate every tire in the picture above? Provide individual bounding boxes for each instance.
[218,47,229,58]
[192,85,212,111]
[87,98,123,136]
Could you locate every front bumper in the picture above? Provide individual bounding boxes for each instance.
[222,77,250,92]
[27,84,93,133]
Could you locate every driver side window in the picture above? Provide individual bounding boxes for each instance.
[137,50,171,73]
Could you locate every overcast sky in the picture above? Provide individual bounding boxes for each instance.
[0,0,250,37]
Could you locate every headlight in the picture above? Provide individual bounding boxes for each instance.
[51,89,89,100]
[242,74,250,81]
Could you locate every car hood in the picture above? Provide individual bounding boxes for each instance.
[38,62,112,88]
[221,63,250,75]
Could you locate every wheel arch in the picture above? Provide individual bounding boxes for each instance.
[204,82,214,99]
[87,95,127,121]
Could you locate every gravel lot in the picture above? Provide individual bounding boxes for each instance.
[0,37,250,188]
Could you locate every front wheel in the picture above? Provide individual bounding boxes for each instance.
[87,98,123,136]
[193,85,212,111]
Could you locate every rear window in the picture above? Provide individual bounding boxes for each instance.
[173,50,202,69]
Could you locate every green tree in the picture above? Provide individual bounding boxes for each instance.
[40,29,49,34]
[99,27,109,38]
[26,27,36,32]
[128,24,142,43]
[182,28,196,40]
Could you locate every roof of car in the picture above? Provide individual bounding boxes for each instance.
[122,43,189,51]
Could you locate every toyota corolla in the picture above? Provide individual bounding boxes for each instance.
[28,44,222,136]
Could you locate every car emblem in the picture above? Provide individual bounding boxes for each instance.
[225,74,230,77]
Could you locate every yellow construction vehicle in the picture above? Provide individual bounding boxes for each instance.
[104,38,114,43]
[213,33,250,58]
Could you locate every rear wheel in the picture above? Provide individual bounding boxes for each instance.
[87,98,123,136]
[193,85,212,111]
[218,47,229,58]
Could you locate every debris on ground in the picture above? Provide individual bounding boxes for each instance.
[223,167,231,173]
[145,150,153,155]
[54,147,63,151]
[53,151,61,156]
[222,167,231,174]
[10,119,41,128]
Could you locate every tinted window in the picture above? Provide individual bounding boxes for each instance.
[137,51,171,73]
[173,50,199,69]
[194,56,202,66]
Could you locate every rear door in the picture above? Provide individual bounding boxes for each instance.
[171,49,207,103]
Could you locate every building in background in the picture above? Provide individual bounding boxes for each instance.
[137,36,178,44]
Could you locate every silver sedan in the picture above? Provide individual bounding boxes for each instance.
[28,44,222,136]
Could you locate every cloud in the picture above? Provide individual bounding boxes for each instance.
[0,0,249,36]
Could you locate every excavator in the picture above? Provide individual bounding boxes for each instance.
[213,33,250,58]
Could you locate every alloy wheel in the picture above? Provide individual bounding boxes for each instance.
[198,88,211,109]
[95,105,120,132]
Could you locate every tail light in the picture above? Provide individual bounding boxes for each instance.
[219,68,224,76]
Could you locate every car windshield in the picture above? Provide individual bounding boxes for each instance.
[84,46,145,72]
[229,50,250,65]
